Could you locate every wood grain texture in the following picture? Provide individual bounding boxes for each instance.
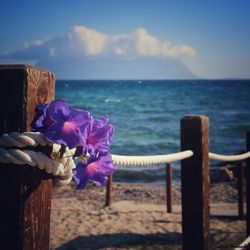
[0,65,55,250]
[237,162,244,219]
[181,115,210,250]
[105,174,113,207]
[166,163,172,213]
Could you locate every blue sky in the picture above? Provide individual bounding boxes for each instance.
[0,0,249,79]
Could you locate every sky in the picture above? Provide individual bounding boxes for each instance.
[0,0,250,79]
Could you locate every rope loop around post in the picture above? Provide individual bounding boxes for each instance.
[2,131,250,184]
[0,132,75,186]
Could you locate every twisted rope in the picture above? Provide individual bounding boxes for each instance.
[1,132,250,176]
[112,150,250,167]
[209,151,250,162]
[112,150,194,166]
[0,132,47,147]
[118,165,167,170]
[0,132,76,185]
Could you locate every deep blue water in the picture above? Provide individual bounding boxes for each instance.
[56,80,250,183]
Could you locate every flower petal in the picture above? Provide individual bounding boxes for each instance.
[73,153,116,189]
[73,162,88,189]
[85,153,116,186]
[45,121,84,148]
[87,116,114,153]
[49,99,71,122]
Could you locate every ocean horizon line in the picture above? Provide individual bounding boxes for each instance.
[56,78,250,82]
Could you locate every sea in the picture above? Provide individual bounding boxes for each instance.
[56,80,250,183]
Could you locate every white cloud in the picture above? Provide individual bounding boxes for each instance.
[68,25,109,56]
[1,25,196,61]
[69,26,196,59]
[133,28,196,58]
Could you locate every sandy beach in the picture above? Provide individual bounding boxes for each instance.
[50,180,246,250]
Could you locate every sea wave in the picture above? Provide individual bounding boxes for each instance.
[104,98,122,103]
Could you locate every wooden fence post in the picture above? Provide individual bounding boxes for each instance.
[237,161,245,219]
[105,174,113,207]
[166,163,172,213]
[247,131,250,236]
[181,115,210,250]
[0,65,55,250]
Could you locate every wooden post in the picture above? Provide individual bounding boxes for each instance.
[105,174,113,207]
[247,132,250,236]
[0,65,55,250]
[166,163,172,213]
[237,161,245,219]
[181,115,210,250]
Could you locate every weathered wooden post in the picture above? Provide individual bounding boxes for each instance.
[181,115,210,250]
[166,163,172,213]
[237,161,245,219]
[247,131,250,236]
[0,65,55,250]
[105,174,113,207]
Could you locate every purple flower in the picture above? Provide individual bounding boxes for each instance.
[86,116,114,154]
[73,153,116,189]
[33,100,70,132]
[33,100,92,149]
[33,99,116,189]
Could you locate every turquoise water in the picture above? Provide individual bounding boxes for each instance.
[56,80,250,182]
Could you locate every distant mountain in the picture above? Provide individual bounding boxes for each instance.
[37,57,197,80]
[1,25,197,80]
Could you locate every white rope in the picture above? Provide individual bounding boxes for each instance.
[0,132,76,186]
[112,150,250,166]
[0,132,47,147]
[111,150,193,165]
[118,165,167,170]
[1,132,250,180]
[209,151,250,162]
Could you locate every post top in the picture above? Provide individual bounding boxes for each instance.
[181,115,209,122]
[0,64,55,77]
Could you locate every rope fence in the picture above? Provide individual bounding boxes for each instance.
[1,131,249,218]
[112,150,250,167]
[1,131,250,169]
[0,131,246,214]
[0,66,249,250]
[112,150,193,165]
[209,151,250,162]
[0,130,249,250]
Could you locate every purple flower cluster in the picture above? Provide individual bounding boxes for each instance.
[32,99,116,189]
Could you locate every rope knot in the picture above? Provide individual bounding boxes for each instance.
[0,132,76,186]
